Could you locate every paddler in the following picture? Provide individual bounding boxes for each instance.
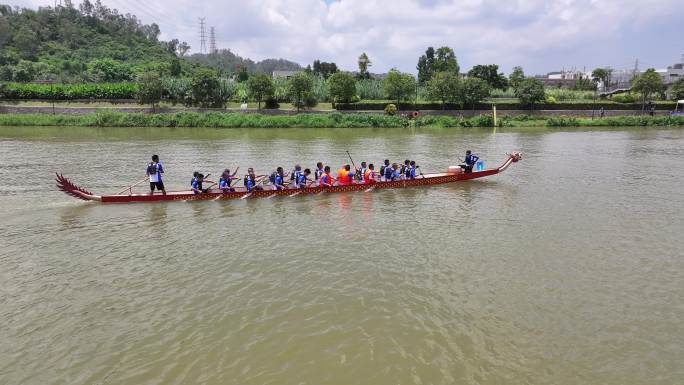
[244,168,264,191]
[461,150,479,173]
[399,159,410,179]
[191,173,207,194]
[388,163,400,181]
[357,161,367,183]
[364,163,376,184]
[319,166,334,187]
[271,167,286,190]
[379,159,390,182]
[146,154,166,195]
[337,164,354,186]
[408,161,417,179]
[294,168,311,188]
[314,162,325,180]
[219,168,238,192]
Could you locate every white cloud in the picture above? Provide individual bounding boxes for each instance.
[8,0,684,74]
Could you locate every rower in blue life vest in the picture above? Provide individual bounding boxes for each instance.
[219,168,238,192]
[399,159,410,179]
[294,168,311,188]
[146,154,166,195]
[408,160,417,179]
[290,165,303,186]
[244,168,264,192]
[191,173,206,194]
[461,150,479,173]
[379,159,390,182]
[271,167,286,190]
[387,163,400,181]
[314,162,325,181]
[356,161,367,182]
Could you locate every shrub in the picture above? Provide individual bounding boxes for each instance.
[544,95,557,104]
[611,94,635,103]
[384,103,397,115]
[264,98,280,109]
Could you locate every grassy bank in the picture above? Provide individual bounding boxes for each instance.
[0,111,683,128]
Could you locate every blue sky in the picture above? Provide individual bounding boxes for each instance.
[11,0,684,74]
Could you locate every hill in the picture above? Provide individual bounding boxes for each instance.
[0,1,302,83]
[187,50,302,75]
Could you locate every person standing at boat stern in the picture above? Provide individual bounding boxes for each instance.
[461,150,479,173]
[146,154,166,195]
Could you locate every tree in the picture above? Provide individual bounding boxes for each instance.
[671,77,684,100]
[416,46,435,84]
[236,66,249,82]
[591,67,612,92]
[13,26,39,59]
[418,46,458,84]
[426,71,460,109]
[169,59,182,77]
[460,77,491,109]
[467,64,508,91]
[287,72,315,111]
[632,68,665,109]
[358,52,371,79]
[573,75,596,91]
[509,66,525,92]
[178,42,191,57]
[136,71,162,111]
[312,60,338,79]
[246,72,274,110]
[328,72,357,105]
[383,69,417,105]
[0,16,10,48]
[190,68,227,108]
[515,77,546,110]
[434,46,459,74]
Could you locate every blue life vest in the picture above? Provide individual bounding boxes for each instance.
[384,166,393,180]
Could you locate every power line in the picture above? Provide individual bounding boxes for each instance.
[209,26,217,54]
[199,17,207,54]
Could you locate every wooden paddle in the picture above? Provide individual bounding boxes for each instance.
[115,177,149,195]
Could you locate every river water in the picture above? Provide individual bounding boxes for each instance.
[1,126,683,385]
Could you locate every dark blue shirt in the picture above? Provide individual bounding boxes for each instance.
[465,154,479,166]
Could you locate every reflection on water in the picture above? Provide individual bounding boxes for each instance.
[1,126,684,385]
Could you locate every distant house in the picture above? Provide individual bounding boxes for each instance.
[537,69,591,89]
[272,70,302,79]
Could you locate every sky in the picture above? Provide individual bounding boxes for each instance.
[9,0,684,75]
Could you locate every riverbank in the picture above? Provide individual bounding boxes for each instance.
[1,111,683,128]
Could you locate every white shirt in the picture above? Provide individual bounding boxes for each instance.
[148,162,164,182]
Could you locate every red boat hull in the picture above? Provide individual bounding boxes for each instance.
[56,153,521,204]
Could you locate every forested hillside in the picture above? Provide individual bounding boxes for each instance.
[187,50,301,75]
[0,1,301,83]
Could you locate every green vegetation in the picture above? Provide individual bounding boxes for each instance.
[515,78,546,110]
[416,46,459,84]
[461,78,491,109]
[357,53,372,80]
[0,82,137,99]
[632,69,665,108]
[0,2,189,82]
[246,73,275,110]
[467,64,508,91]
[672,77,684,100]
[425,71,460,109]
[383,70,417,105]
[136,72,162,110]
[287,73,316,111]
[1,111,681,129]
[328,72,357,104]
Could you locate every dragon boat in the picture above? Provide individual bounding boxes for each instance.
[56,153,522,203]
